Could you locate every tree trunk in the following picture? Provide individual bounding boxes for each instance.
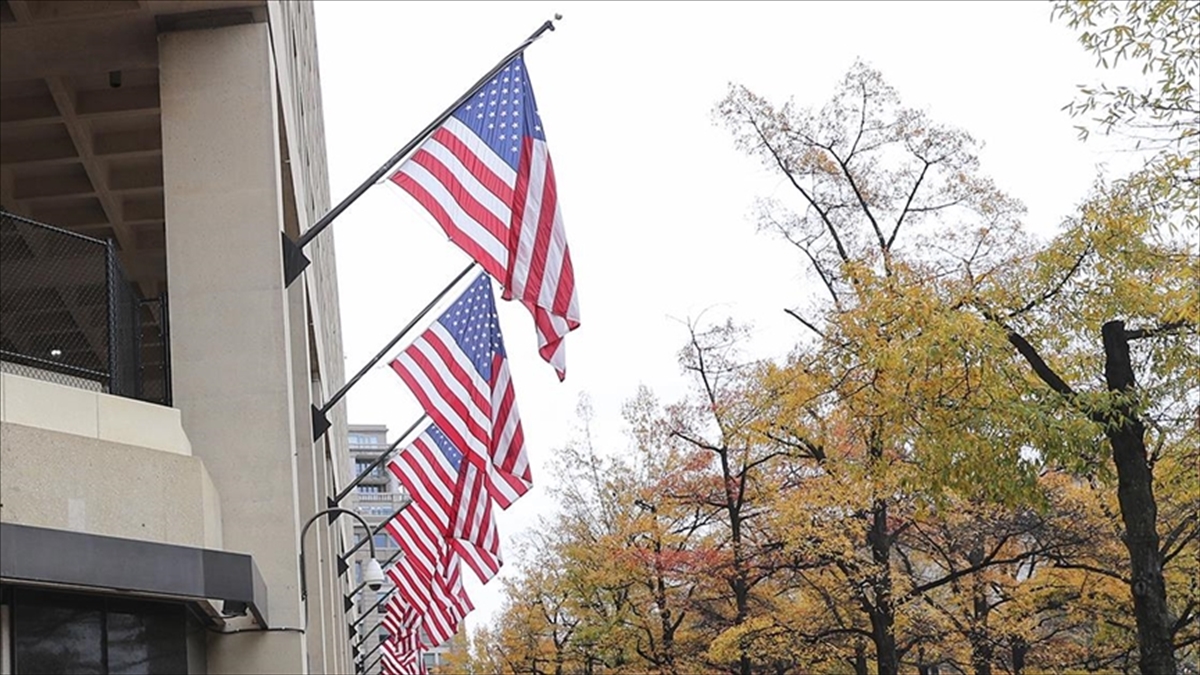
[868,498,900,675]
[734,572,751,675]
[917,646,941,675]
[1102,321,1176,675]
[854,641,869,675]
[1008,635,1027,675]
[653,525,679,675]
[717,446,752,675]
[970,546,993,675]
[970,623,993,675]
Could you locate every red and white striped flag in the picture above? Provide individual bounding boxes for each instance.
[390,273,531,509]
[381,598,422,675]
[390,53,580,380]
[386,424,502,583]
[384,550,471,650]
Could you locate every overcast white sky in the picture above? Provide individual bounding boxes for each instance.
[311,0,1141,630]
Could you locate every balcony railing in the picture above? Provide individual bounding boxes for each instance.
[354,492,405,503]
[354,466,390,480]
[0,211,171,406]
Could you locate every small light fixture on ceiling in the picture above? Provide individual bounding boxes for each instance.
[49,348,63,358]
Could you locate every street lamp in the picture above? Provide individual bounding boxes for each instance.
[299,507,385,602]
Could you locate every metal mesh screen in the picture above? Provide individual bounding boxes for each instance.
[107,240,141,400]
[1,211,111,387]
[138,295,172,406]
[0,211,170,405]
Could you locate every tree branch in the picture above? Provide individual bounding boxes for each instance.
[762,428,827,464]
[907,541,1038,600]
[1005,330,1077,397]
[1161,519,1199,565]
[805,626,874,641]
[1007,241,1092,319]
[887,159,930,251]
[793,238,843,306]
[784,308,827,339]
[1171,600,1196,636]
[1125,320,1192,340]
[1048,560,1128,584]
[826,143,887,263]
[748,118,852,264]
[903,196,969,215]
[670,429,723,454]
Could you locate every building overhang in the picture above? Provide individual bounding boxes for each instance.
[0,522,268,627]
[0,0,267,300]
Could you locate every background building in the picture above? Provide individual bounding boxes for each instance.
[0,1,361,673]
[346,424,449,674]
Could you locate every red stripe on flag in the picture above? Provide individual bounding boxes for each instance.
[428,127,516,203]
[525,140,560,311]
[409,148,511,246]
[391,172,507,280]
[390,351,487,471]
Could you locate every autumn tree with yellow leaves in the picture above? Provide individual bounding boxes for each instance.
[439,3,1196,673]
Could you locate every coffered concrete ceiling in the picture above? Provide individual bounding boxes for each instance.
[1,0,267,298]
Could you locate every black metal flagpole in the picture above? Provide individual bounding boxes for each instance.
[362,610,401,667]
[281,15,562,286]
[352,585,396,630]
[354,623,383,650]
[328,414,428,512]
[338,501,411,577]
[311,262,476,442]
[362,644,386,674]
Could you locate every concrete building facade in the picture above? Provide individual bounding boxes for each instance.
[0,1,364,673]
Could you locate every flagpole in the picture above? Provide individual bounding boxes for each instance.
[311,262,476,441]
[339,501,411,576]
[362,643,387,673]
[353,622,381,650]
[329,414,428,511]
[352,585,395,630]
[364,647,387,674]
[352,619,386,648]
[282,15,562,286]
[362,616,402,667]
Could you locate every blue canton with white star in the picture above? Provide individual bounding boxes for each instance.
[437,273,506,382]
[427,424,464,473]
[452,54,548,171]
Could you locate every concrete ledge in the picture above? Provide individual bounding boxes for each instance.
[0,372,191,456]
[0,422,224,549]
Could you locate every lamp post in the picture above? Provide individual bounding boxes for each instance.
[299,507,384,602]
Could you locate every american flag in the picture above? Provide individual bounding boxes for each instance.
[383,502,480,615]
[384,549,472,651]
[390,273,531,509]
[381,598,422,675]
[390,53,580,380]
[380,637,420,675]
[386,424,502,583]
[381,594,417,643]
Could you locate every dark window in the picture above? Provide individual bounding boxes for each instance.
[12,597,102,675]
[11,588,187,675]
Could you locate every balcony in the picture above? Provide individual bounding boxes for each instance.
[354,492,410,521]
[354,492,404,503]
[0,210,170,404]
[355,466,388,480]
